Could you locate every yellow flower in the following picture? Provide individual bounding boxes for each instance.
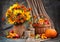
[12,4,18,7]
[13,10,18,15]
[13,10,24,15]
[19,10,24,15]
[9,6,13,10]
[8,3,20,10]
[8,18,15,24]
[6,12,8,17]
[26,15,31,20]
[6,3,31,24]
[24,11,31,20]
[6,9,12,17]
[25,11,30,15]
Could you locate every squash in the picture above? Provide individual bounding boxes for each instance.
[45,29,57,38]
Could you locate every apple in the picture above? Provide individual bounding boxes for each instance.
[32,23,37,27]
[44,19,49,25]
[15,34,20,38]
[10,30,14,33]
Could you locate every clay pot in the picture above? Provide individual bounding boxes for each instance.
[13,25,26,38]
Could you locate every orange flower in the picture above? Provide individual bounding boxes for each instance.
[28,8,32,11]
[2,17,5,22]
[21,5,25,8]
[6,3,31,24]
[33,15,37,19]
[8,18,15,24]
[23,7,27,12]
[7,9,12,13]
[17,5,21,9]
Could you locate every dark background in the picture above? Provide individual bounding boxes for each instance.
[0,0,60,34]
[42,0,60,33]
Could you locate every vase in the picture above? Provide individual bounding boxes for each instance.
[13,25,26,38]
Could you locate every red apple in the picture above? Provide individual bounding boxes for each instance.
[15,34,20,38]
[44,19,49,25]
[45,22,49,25]
[10,30,14,33]
[32,23,37,27]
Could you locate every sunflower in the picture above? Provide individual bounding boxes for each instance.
[6,3,31,25]
[8,18,15,24]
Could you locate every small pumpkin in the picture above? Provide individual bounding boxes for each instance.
[45,29,57,38]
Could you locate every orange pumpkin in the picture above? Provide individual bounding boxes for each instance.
[45,29,57,38]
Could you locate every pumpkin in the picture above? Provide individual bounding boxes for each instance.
[45,29,57,38]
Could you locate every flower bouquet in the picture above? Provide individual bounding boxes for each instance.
[6,3,31,25]
[6,3,32,39]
